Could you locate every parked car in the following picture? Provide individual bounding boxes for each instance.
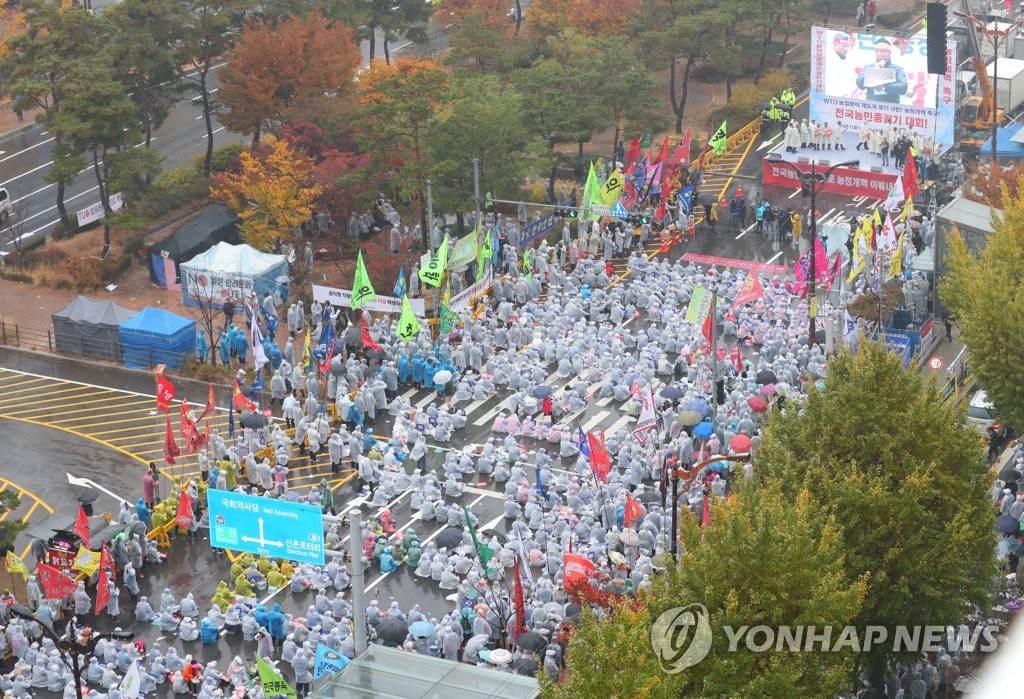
[967,390,997,434]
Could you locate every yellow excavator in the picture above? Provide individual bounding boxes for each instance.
[957,1,1005,149]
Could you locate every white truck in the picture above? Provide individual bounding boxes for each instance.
[986,57,1024,115]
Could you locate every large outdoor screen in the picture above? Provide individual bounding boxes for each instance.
[809,27,957,148]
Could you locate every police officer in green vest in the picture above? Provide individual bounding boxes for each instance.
[781,88,796,107]
[768,97,782,134]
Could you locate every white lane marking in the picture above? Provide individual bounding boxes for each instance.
[582,410,610,433]
[0,137,56,165]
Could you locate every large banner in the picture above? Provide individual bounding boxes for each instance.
[809,27,956,148]
[183,268,254,305]
[311,284,425,315]
[451,267,493,312]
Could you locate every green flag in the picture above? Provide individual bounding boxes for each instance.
[475,222,491,282]
[462,500,493,569]
[397,295,422,342]
[685,286,713,324]
[581,163,600,221]
[708,120,727,156]
[351,251,376,310]
[256,656,296,699]
[439,282,459,335]
[484,192,493,209]
[419,235,448,288]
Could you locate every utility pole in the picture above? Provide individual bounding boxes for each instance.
[349,509,367,653]
[472,159,482,231]
[426,179,434,241]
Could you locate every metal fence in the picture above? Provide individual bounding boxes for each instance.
[940,346,972,404]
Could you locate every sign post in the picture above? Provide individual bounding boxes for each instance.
[207,491,325,565]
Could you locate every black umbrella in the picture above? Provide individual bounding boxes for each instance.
[434,527,465,550]
[515,631,546,652]
[375,617,409,646]
[564,603,581,621]
[661,386,684,401]
[755,369,778,385]
[637,491,661,504]
[997,515,1021,535]
[77,489,100,505]
[698,193,718,207]
[532,386,553,399]
[239,412,267,429]
[513,657,538,677]
[480,529,508,545]
[998,467,1020,483]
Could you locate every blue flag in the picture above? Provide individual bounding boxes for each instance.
[393,265,407,298]
[314,642,349,679]
[574,426,590,459]
[313,307,334,362]
[261,305,278,335]
[535,464,549,502]
[677,185,695,216]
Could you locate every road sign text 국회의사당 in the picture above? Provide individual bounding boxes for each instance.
[207,490,325,565]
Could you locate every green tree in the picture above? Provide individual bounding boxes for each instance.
[543,485,866,698]
[106,0,181,149]
[754,341,995,691]
[0,491,25,552]
[426,74,540,218]
[1,0,106,227]
[176,0,244,176]
[941,192,1024,430]
[50,55,161,255]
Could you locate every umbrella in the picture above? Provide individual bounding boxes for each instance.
[756,369,778,385]
[687,397,710,417]
[661,386,684,401]
[637,491,662,504]
[693,421,714,440]
[997,515,1021,535]
[513,657,538,676]
[998,467,1020,483]
[275,275,290,283]
[608,551,626,565]
[747,396,768,413]
[729,434,752,453]
[375,617,408,646]
[619,528,640,547]
[408,620,435,637]
[564,603,581,621]
[481,529,508,544]
[708,461,729,474]
[532,386,553,399]
[676,410,702,426]
[434,527,465,550]
[239,412,267,429]
[515,631,547,652]
[76,489,100,505]
[488,649,513,665]
[760,384,777,397]
[433,370,453,385]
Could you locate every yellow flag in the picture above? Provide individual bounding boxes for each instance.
[5,551,27,580]
[889,233,904,279]
[598,169,624,206]
[899,196,913,223]
[397,296,421,342]
[872,208,882,229]
[74,546,100,576]
[300,327,312,373]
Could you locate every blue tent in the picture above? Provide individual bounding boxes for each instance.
[118,307,197,370]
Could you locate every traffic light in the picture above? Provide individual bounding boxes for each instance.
[555,208,578,218]
[628,214,650,225]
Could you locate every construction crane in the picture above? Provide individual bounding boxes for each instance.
[955,0,1010,150]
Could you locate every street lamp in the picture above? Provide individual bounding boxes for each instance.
[9,604,133,699]
[670,453,752,563]
[766,154,859,346]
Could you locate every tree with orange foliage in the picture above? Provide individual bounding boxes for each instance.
[0,0,25,61]
[357,58,450,234]
[528,0,641,44]
[211,135,324,252]
[963,161,1024,208]
[218,12,361,143]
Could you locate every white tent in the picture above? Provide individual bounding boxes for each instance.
[179,242,288,308]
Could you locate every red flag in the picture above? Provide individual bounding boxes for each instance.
[652,135,669,165]
[99,542,113,573]
[702,313,713,347]
[563,552,597,588]
[163,414,180,465]
[625,136,640,167]
[587,431,611,482]
[623,493,643,528]
[233,380,256,411]
[176,489,194,528]
[512,558,527,640]
[37,563,79,600]
[197,384,215,422]
[731,346,744,374]
[319,338,336,373]
[701,496,712,527]
[155,374,175,412]
[361,318,382,352]
[666,129,692,166]
[903,149,920,198]
[95,573,110,615]
[731,271,764,307]
[180,400,201,454]
[823,253,843,293]
[73,506,90,544]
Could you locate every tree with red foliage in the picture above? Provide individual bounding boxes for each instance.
[281,122,374,223]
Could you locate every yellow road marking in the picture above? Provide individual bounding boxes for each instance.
[53,412,165,429]
[0,390,114,412]
[0,377,52,391]
[0,385,93,402]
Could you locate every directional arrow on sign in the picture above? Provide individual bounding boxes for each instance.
[67,473,128,504]
[241,517,283,548]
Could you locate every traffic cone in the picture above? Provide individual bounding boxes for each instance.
[736,185,744,198]
[719,196,727,208]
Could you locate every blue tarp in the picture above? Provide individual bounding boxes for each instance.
[118,307,196,370]
[979,122,1024,162]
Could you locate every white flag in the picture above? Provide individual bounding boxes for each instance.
[250,312,268,372]
[633,385,657,444]
[120,660,142,699]
[883,175,905,211]
[878,212,899,253]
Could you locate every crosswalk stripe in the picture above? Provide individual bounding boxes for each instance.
[414,392,436,410]
[473,396,513,427]
[582,410,610,432]
[606,414,634,437]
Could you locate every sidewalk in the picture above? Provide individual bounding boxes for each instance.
[0,97,37,141]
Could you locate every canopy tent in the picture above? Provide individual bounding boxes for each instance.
[118,307,196,369]
[51,295,135,361]
[179,241,288,309]
[148,207,241,288]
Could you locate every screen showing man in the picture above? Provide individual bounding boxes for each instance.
[855,37,908,103]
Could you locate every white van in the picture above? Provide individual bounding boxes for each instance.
[966,390,997,434]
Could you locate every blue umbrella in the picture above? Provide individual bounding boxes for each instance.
[409,620,436,637]
[687,397,711,418]
[708,461,729,474]
[693,420,714,440]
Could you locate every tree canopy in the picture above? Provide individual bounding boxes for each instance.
[941,186,1024,430]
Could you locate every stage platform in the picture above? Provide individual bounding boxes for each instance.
[761,130,901,199]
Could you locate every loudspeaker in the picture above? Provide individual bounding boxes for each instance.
[870,166,884,173]
[927,3,948,75]
[797,157,811,164]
